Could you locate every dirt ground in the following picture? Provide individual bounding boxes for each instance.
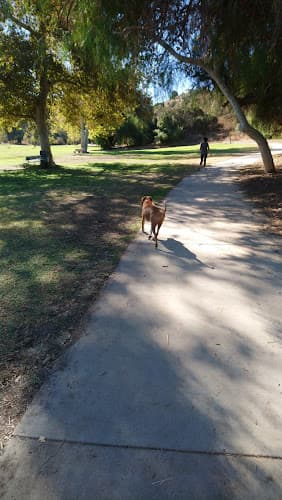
[238,155,282,236]
[1,156,281,453]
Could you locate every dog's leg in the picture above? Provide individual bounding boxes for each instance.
[148,222,154,240]
[154,224,160,248]
[155,221,164,248]
[149,223,158,247]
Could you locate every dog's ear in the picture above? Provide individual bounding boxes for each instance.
[149,196,152,201]
[141,196,146,205]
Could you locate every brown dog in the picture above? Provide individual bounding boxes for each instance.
[141,196,167,248]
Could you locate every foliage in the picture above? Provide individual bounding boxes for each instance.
[153,91,218,145]
[74,0,279,171]
[22,123,39,146]
[114,115,150,147]
[189,1,282,133]
[6,127,25,144]
[0,1,145,162]
[54,78,139,142]
[91,90,153,149]
[111,92,154,147]
[0,0,79,162]
[0,26,36,129]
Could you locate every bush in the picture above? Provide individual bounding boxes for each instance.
[154,129,169,145]
[115,116,154,147]
[51,130,68,145]
[95,135,116,150]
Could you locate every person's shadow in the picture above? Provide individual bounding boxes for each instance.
[161,237,213,268]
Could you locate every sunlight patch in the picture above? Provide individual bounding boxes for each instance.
[0,220,45,230]
[64,249,90,261]
[36,268,62,284]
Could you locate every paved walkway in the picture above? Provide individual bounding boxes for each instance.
[1,149,282,499]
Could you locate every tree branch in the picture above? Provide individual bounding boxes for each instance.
[155,36,205,69]
[8,14,39,38]
[155,37,275,173]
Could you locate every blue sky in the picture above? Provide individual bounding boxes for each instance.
[149,78,192,104]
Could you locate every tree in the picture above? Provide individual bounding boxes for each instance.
[0,0,77,166]
[203,1,282,133]
[54,74,140,149]
[76,0,282,173]
[114,92,154,147]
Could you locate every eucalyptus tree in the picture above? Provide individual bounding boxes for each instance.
[75,0,282,173]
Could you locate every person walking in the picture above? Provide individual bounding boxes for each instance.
[200,137,210,166]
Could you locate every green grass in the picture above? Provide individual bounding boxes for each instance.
[0,141,259,358]
[0,141,258,168]
[0,144,103,168]
[93,142,258,159]
[0,141,259,357]
[0,144,73,167]
[0,159,198,363]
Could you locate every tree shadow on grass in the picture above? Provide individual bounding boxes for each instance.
[0,161,198,448]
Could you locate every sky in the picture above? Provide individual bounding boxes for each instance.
[149,77,193,104]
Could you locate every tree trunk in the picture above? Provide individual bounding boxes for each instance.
[35,104,54,167]
[156,40,276,174]
[207,68,276,173]
[35,49,54,168]
[80,118,88,153]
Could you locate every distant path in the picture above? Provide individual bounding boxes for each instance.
[211,140,282,167]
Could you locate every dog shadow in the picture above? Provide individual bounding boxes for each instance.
[161,237,211,268]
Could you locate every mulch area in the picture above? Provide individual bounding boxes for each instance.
[237,155,282,236]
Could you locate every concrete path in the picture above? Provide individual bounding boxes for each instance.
[1,148,282,499]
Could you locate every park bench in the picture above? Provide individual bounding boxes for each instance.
[25,150,49,166]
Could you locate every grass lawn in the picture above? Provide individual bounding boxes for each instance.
[90,142,258,159]
[1,160,187,354]
[0,141,258,168]
[0,151,201,448]
[0,141,262,448]
[0,144,76,167]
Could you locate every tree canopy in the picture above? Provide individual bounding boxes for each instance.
[0,0,78,164]
[0,0,143,164]
[190,1,282,134]
[1,1,281,171]
[74,0,282,172]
